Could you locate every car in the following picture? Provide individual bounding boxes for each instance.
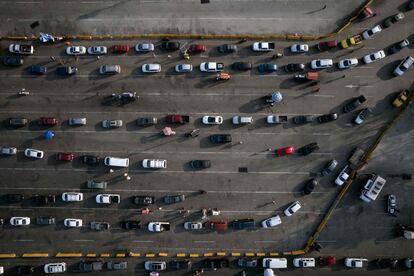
[66,46,86,55]
[107,261,127,270]
[303,178,318,195]
[188,43,207,53]
[3,56,24,66]
[205,220,228,231]
[232,218,255,230]
[217,44,238,53]
[110,44,129,53]
[394,56,414,76]
[388,39,410,54]
[404,258,413,268]
[383,13,405,28]
[335,165,352,186]
[210,134,232,143]
[284,201,302,216]
[170,259,192,270]
[87,46,107,55]
[200,62,224,72]
[363,50,386,64]
[202,115,223,125]
[354,108,371,125]
[68,117,86,126]
[56,66,77,75]
[175,64,193,72]
[290,44,309,53]
[57,152,74,161]
[392,89,409,108]
[39,117,58,126]
[338,58,358,69]
[160,41,180,50]
[293,258,316,268]
[32,194,56,205]
[190,160,211,169]
[86,180,107,189]
[136,117,157,126]
[298,142,319,156]
[142,159,167,169]
[30,65,47,74]
[184,221,203,230]
[258,63,278,73]
[64,218,82,228]
[261,215,282,228]
[293,115,313,125]
[284,63,305,72]
[317,256,337,266]
[232,61,252,71]
[10,217,30,226]
[44,263,66,274]
[61,192,83,202]
[142,63,161,73]
[345,258,368,268]
[5,193,24,203]
[36,216,55,225]
[133,195,155,205]
[232,116,253,125]
[121,220,141,230]
[102,119,122,128]
[24,148,44,159]
[375,258,398,269]
[343,95,366,113]
[276,146,295,157]
[99,65,121,75]
[81,155,100,165]
[320,159,339,176]
[0,147,17,155]
[317,40,337,51]
[163,194,185,204]
[79,261,103,272]
[135,43,154,52]
[311,59,333,69]
[362,25,382,39]
[237,258,258,268]
[16,265,35,275]
[9,44,34,55]
[96,194,121,204]
[317,113,338,123]
[388,194,397,216]
[203,259,230,269]
[144,261,167,271]
[8,117,28,127]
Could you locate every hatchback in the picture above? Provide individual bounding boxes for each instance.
[284,201,302,216]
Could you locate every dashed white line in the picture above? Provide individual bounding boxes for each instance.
[194,241,215,243]
[132,240,154,243]
[73,239,94,242]
[13,239,33,242]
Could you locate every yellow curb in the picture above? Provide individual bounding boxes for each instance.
[100,253,110,258]
[158,253,168,257]
[283,250,305,256]
[56,253,82,258]
[203,253,213,257]
[86,253,97,258]
[115,253,126,258]
[256,253,266,257]
[216,252,226,256]
[189,253,199,258]
[269,252,279,257]
[231,252,241,257]
[245,252,255,257]
[176,253,186,257]
[22,253,49,258]
[0,254,17,258]
[129,252,141,257]
[145,253,155,258]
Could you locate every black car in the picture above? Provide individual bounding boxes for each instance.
[231,218,255,230]
[32,194,56,205]
[343,95,366,113]
[170,259,192,271]
[163,194,185,204]
[388,39,410,54]
[298,142,320,156]
[57,66,77,76]
[375,258,398,269]
[121,220,141,230]
[36,216,56,225]
[3,56,23,66]
[8,117,28,127]
[136,117,157,126]
[79,261,103,272]
[317,113,338,123]
[132,195,155,205]
[210,134,232,144]
[160,41,180,51]
[16,265,35,275]
[217,44,237,53]
[237,258,258,268]
[5,194,24,203]
[303,178,318,195]
[320,159,338,176]
[203,258,230,270]
[29,65,47,75]
[293,115,314,125]
[284,63,305,72]
[190,160,211,169]
[81,155,100,165]
[232,62,252,71]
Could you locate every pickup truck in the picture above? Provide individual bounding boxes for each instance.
[266,115,288,124]
[199,62,224,72]
[148,222,170,232]
[252,42,275,52]
[9,44,34,55]
[95,194,121,204]
[165,114,190,124]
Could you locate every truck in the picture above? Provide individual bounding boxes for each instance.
[360,174,386,203]
[266,115,288,124]
[252,42,275,52]
[348,147,365,169]
[165,114,190,124]
[148,222,170,232]
[340,35,363,49]
[9,44,34,55]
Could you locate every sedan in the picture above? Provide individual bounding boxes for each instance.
[57,152,74,161]
[160,41,180,50]
[39,117,58,126]
[102,120,122,128]
[87,46,107,55]
[388,39,409,54]
[303,179,318,195]
[210,134,232,143]
[383,13,405,28]
[338,58,358,69]
[363,50,386,64]
[238,258,258,268]
[66,46,86,55]
[0,147,17,155]
[284,63,305,72]
[64,218,82,228]
[261,215,282,228]
[110,44,129,53]
[121,220,141,230]
[317,113,338,123]
[362,25,382,39]
[217,44,237,53]
[335,165,351,186]
[345,258,368,268]
[290,44,309,53]
[276,146,295,156]
[388,194,397,216]
[232,62,252,71]
[142,63,161,73]
[61,192,83,202]
[175,64,193,73]
[24,148,44,159]
[284,201,302,216]
[163,195,185,204]
[298,142,319,156]
[199,62,224,72]
[293,115,313,125]
[354,108,371,125]
[99,65,121,75]
[311,59,333,69]
[320,159,338,176]
[36,216,55,225]
[202,115,223,125]
[30,65,47,75]
[258,63,278,73]
[10,217,30,226]
[184,222,203,230]
[135,43,154,52]
[190,160,211,169]
[81,155,100,165]
[3,56,23,66]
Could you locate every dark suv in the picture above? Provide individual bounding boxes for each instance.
[133,196,155,205]
[32,194,56,205]
[231,218,255,230]
[232,62,252,71]
[121,220,141,230]
[8,117,28,127]
[210,134,232,144]
[343,95,366,113]
[160,41,180,51]
[284,63,305,72]
[5,194,24,203]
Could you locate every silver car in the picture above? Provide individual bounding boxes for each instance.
[102,120,122,128]
[87,46,107,55]
[68,117,86,126]
[0,147,17,155]
[99,65,121,75]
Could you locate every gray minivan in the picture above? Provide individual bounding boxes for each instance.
[86,180,107,189]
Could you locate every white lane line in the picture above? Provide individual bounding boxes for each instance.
[73,239,94,242]
[13,239,33,242]
[132,240,154,243]
[345,84,375,88]
[350,75,377,78]
[254,241,280,243]
[317,240,337,243]
[194,241,215,243]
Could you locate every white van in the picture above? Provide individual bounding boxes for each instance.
[104,156,129,168]
[263,258,287,269]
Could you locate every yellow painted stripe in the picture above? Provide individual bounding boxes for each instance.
[269,252,279,256]
[115,253,126,258]
[56,253,82,258]
[100,253,110,258]
[245,252,255,257]
[231,252,241,257]
[0,253,17,258]
[145,253,155,258]
[203,253,213,257]
[216,252,226,256]
[256,253,266,257]
[158,253,168,257]
[86,253,97,258]
[176,253,186,257]
[129,252,141,257]
[189,253,199,258]
[22,253,49,258]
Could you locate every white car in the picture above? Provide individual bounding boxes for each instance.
[184,222,203,230]
[311,59,333,69]
[338,58,358,69]
[10,217,30,226]
[335,165,351,186]
[175,64,193,72]
[394,56,414,76]
[142,63,161,73]
[199,62,224,72]
[362,25,382,40]
[24,148,44,159]
[66,46,86,55]
[284,201,302,216]
[293,258,315,268]
[363,50,386,64]
[261,215,282,228]
[96,194,121,204]
[61,192,83,202]
[142,159,167,169]
[135,43,154,52]
[202,115,223,125]
[232,116,253,125]
[345,258,368,268]
[87,46,107,55]
[44,263,67,274]
[64,218,83,228]
[0,147,17,155]
[290,44,309,53]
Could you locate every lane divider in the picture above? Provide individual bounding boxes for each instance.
[0,254,17,258]
[22,253,49,258]
[55,253,82,258]
[85,253,97,258]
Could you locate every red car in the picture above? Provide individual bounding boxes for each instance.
[39,117,58,126]
[317,256,336,266]
[276,146,295,156]
[188,43,207,54]
[205,220,228,231]
[110,44,129,53]
[57,152,74,161]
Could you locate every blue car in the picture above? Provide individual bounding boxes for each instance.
[30,65,47,75]
[258,63,278,73]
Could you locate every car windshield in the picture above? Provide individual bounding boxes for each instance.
[344,60,350,66]
[208,117,215,122]
[316,61,321,66]
[367,30,373,36]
